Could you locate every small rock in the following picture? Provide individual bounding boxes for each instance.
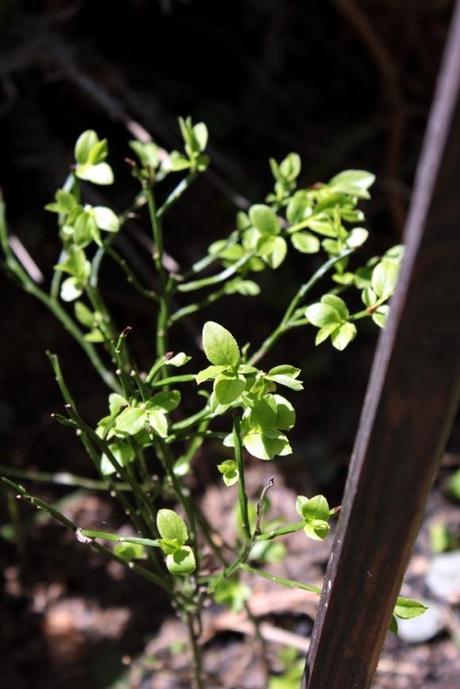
[426,551,460,601]
[397,601,445,643]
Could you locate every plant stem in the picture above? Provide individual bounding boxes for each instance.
[177,251,255,293]
[0,465,130,492]
[186,612,205,689]
[157,172,198,219]
[0,476,173,594]
[233,415,251,540]
[169,284,228,325]
[105,244,158,301]
[145,183,165,278]
[153,373,197,387]
[256,521,305,541]
[240,563,321,594]
[249,249,353,365]
[145,182,170,361]
[48,352,158,536]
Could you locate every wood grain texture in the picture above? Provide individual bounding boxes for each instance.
[302,3,460,688]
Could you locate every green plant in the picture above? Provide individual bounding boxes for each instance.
[0,118,425,687]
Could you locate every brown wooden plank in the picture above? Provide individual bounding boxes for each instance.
[302,3,460,688]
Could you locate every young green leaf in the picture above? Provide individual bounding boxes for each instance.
[74,301,95,328]
[157,509,188,545]
[296,495,330,522]
[266,365,303,391]
[211,577,250,612]
[329,170,375,199]
[75,130,99,165]
[150,389,181,412]
[217,459,239,487]
[346,227,368,248]
[305,303,341,328]
[114,407,148,435]
[291,232,320,254]
[93,206,120,233]
[196,364,227,384]
[321,295,349,320]
[243,429,292,460]
[272,394,296,430]
[166,546,196,576]
[109,393,128,416]
[114,542,147,561]
[296,495,331,540]
[279,152,301,180]
[262,236,288,269]
[193,122,208,151]
[76,162,114,185]
[148,408,168,438]
[394,597,428,620]
[202,321,240,367]
[249,396,278,428]
[129,140,160,169]
[214,373,246,405]
[371,259,399,300]
[60,277,83,302]
[249,204,280,235]
[315,323,339,345]
[100,440,135,476]
[331,322,357,350]
[372,305,390,329]
[167,352,192,367]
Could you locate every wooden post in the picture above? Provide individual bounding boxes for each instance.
[303,3,460,688]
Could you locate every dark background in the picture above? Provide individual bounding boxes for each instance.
[0,1,456,688]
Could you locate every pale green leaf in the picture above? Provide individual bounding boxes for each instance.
[346,227,369,248]
[217,459,239,487]
[296,495,330,522]
[157,509,188,545]
[76,162,114,185]
[315,323,339,345]
[114,407,148,435]
[114,542,147,561]
[372,305,390,329]
[279,153,301,181]
[150,389,181,412]
[266,365,303,391]
[167,352,191,367]
[291,231,320,254]
[75,130,98,164]
[195,365,227,384]
[305,303,341,327]
[166,546,196,576]
[93,206,120,233]
[212,578,250,612]
[331,322,357,350]
[60,277,83,302]
[371,259,399,300]
[202,321,240,367]
[214,373,246,405]
[193,122,208,151]
[321,294,349,320]
[74,301,94,328]
[249,204,280,235]
[109,393,128,415]
[273,394,296,430]
[394,597,428,620]
[243,429,291,460]
[148,408,168,437]
[329,170,375,199]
